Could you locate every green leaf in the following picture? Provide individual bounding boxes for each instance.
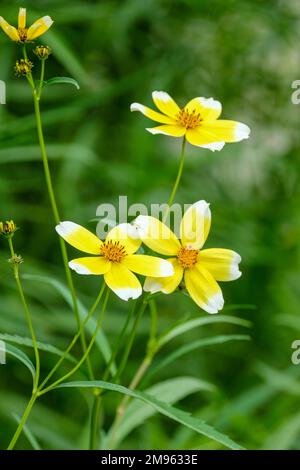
[23,274,116,375]
[150,335,250,379]
[110,376,216,447]
[12,413,41,450]
[1,342,35,380]
[44,77,80,90]
[55,380,244,450]
[0,333,76,365]
[158,315,252,348]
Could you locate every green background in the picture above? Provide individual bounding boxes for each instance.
[1,0,300,450]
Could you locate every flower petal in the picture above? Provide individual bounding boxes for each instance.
[152,91,180,119]
[133,215,181,256]
[199,248,242,281]
[123,254,174,277]
[200,120,250,143]
[186,128,225,151]
[146,125,186,137]
[184,265,224,314]
[69,257,111,275]
[104,263,142,301]
[106,223,141,254]
[144,258,184,294]
[0,17,20,41]
[184,97,222,120]
[18,8,26,29]
[130,103,175,125]
[27,16,53,40]
[180,200,211,250]
[56,221,102,255]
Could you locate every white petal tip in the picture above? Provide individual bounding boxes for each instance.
[200,141,225,151]
[145,127,162,135]
[130,102,143,113]
[152,91,170,102]
[160,261,175,277]
[114,287,142,301]
[69,261,91,275]
[236,123,251,141]
[55,221,76,237]
[201,293,224,314]
[198,97,222,112]
[43,16,54,27]
[144,279,163,294]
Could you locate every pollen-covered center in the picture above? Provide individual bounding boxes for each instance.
[18,28,28,42]
[100,240,127,263]
[177,246,199,268]
[177,108,202,129]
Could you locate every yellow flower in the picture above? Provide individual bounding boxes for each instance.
[0,8,53,43]
[130,91,250,151]
[133,201,241,314]
[56,221,174,301]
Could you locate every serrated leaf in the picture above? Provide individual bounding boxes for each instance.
[0,333,76,365]
[1,342,35,380]
[55,380,244,450]
[45,77,80,90]
[111,376,216,447]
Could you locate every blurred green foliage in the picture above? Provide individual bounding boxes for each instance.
[1,0,300,450]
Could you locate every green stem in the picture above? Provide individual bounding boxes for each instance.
[39,288,110,395]
[39,283,106,390]
[22,46,94,380]
[88,300,138,449]
[163,136,186,222]
[89,394,102,450]
[102,300,137,382]
[114,296,149,384]
[8,238,40,392]
[108,355,153,450]
[37,59,45,99]
[7,393,38,450]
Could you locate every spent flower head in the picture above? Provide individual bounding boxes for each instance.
[14,59,34,77]
[8,254,24,266]
[0,8,53,43]
[0,220,18,238]
[34,45,52,60]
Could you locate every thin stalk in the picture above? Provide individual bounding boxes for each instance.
[113,297,149,384]
[88,299,138,450]
[39,283,106,390]
[163,136,186,222]
[8,238,40,392]
[7,393,38,450]
[108,296,159,449]
[22,46,94,380]
[37,58,45,99]
[89,393,102,450]
[39,288,110,395]
[102,300,137,381]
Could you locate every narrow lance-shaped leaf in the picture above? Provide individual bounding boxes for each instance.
[55,380,245,450]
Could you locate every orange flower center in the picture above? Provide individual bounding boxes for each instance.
[177,246,199,268]
[100,240,126,263]
[177,108,202,129]
[18,28,28,42]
